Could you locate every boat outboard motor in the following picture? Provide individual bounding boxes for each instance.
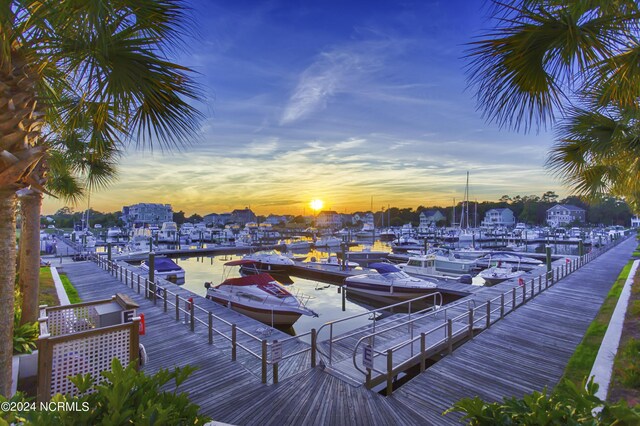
[458,274,473,285]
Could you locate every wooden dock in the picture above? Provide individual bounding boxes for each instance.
[54,234,635,425]
[390,235,637,424]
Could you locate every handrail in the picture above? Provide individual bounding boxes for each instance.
[349,294,489,375]
[91,252,322,385]
[315,291,443,364]
[348,233,632,390]
[85,231,631,389]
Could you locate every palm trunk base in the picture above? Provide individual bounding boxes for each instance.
[0,189,17,397]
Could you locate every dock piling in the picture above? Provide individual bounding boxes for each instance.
[163,288,167,312]
[148,252,155,283]
[447,319,453,354]
[175,294,180,321]
[311,329,317,368]
[208,311,213,344]
[190,299,195,332]
[261,340,267,384]
[386,349,393,396]
[485,300,491,329]
[231,324,237,361]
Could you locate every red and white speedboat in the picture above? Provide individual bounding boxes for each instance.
[205,261,316,327]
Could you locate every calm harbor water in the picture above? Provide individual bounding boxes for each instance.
[172,253,373,337]
[116,239,581,337]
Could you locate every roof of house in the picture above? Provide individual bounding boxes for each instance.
[420,209,442,217]
[548,204,586,212]
[486,208,512,214]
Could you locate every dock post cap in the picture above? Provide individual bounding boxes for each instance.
[116,293,139,310]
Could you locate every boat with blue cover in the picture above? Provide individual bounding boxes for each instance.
[140,257,185,284]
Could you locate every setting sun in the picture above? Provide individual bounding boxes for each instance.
[310,199,324,211]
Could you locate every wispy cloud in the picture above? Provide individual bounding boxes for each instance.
[280,41,389,125]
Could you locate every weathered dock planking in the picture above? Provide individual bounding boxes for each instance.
[390,235,637,424]
[55,234,635,425]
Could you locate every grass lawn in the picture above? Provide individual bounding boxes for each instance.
[59,272,81,304]
[609,263,640,405]
[562,260,635,386]
[39,266,60,307]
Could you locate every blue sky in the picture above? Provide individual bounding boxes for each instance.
[43,0,563,216]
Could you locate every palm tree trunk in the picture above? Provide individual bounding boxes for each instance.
[18,190,42,325]
[0,189,17,397]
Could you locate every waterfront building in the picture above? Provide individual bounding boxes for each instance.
[632,216,640,228]
[230,208,257,225]
[264,214,287,226]
[546,204,586,227]
[316,211,342,229]
[203,213,219,226]
[419,209,445,229]
[121,203,172,228]
[203,213,234,226]
[352,212,374,226]
[481,208,516,227]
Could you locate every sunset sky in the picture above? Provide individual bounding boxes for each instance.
[43,0,564,216]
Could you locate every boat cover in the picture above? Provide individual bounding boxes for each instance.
[369,263,401,274]
[220,273,277,287]
[154,257,182,272]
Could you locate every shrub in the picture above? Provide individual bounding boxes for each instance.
[445,377,640,425]
[1,358,209,425]
[13,306,38,355]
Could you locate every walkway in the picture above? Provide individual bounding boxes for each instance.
[56,235,636,425]
[391,236,637,424]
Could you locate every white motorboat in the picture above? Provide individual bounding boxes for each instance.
[279,237,312,251]
[397,254,459,280]
[478,264,526,286]
[127,228,155,253]
[390,236,423,252]
[451,247,491,260]
[72,229,96,248]
[313,236,343,248]
[475,252,543,269]
[241,251,295,274]
[379,228,397,241]
[158,222,179,243]
[106,227,123,242]
[345,263,438,300]
[305,255,359,270]
[205,272,317,327]
[412,249,479,275]
[355,223,378,238]
[140,257,185,284]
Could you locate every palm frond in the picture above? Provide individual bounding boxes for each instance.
[466,1,632,131]
[547,104,640,201]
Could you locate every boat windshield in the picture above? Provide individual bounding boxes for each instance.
[381,271,410,280]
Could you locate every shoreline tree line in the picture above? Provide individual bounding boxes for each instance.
[44,191,633,231]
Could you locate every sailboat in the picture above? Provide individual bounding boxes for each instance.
[73,208,96,249]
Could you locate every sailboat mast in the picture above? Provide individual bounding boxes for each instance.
[452,198,456,228]
[464,171,470,230]
[474,199,478,228]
